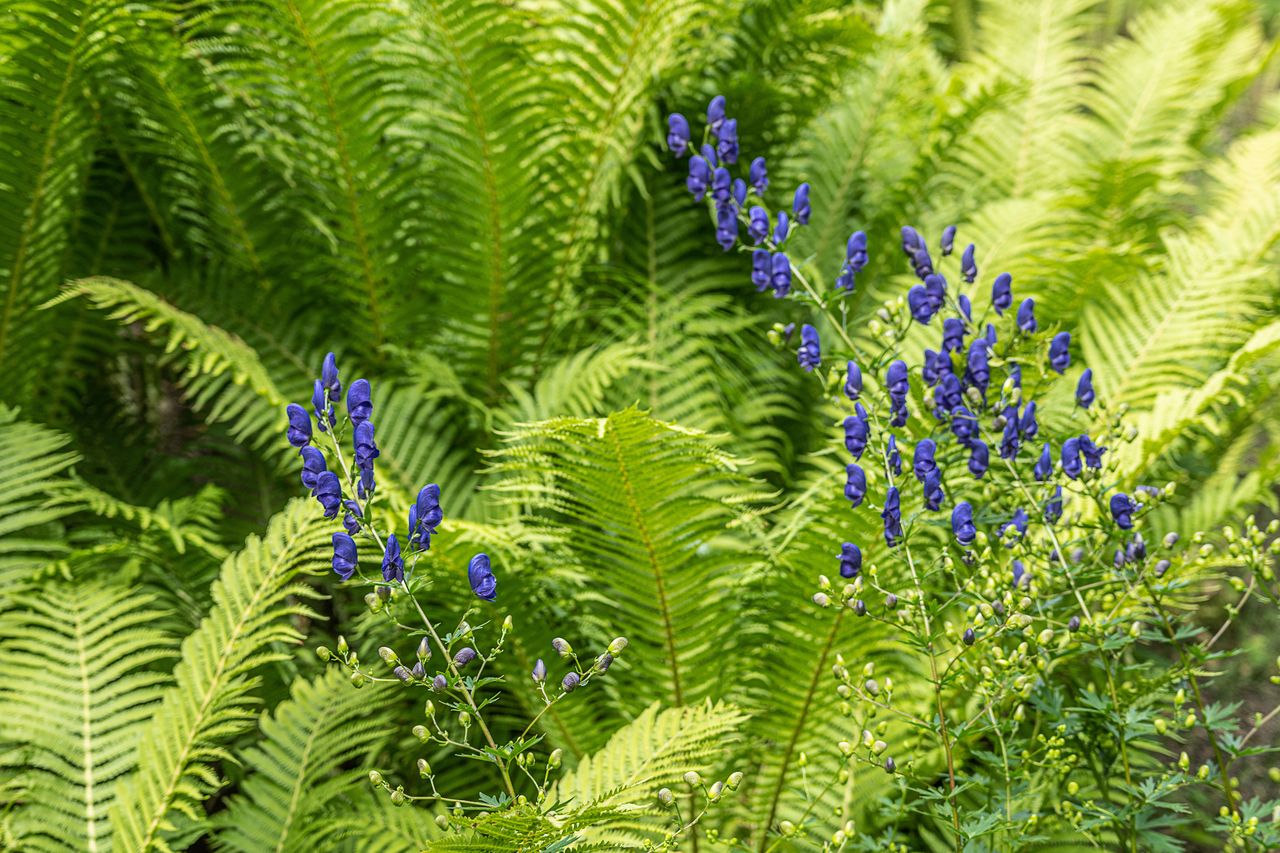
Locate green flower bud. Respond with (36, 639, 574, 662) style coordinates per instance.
(435, 815, 449, 830)
(417, 637, 431, 661)
(390, 786, 406, 806)
(350, 671, 366, 688)
(1178, 752, 1190, 771)
(379, 646, 398, 664)
(608, 637, 630, 656)
(503, 615, 513, 631)
(813, 592, 831, 607)
(726, 771, 743, 790)
(657, 787, 674, 807)
(684, 771, 702, 787)
(780, 820, 796, 836)
(549, 748, 563, 769)
(369, 770, 383, 786)
(316, 646, 331, 661)
(364, 592, 382, 613)
(412, 725, 428, 742)
(708, 781, 724, 801)
(337, 636, 349, 656)
(418, 758, 432, 778)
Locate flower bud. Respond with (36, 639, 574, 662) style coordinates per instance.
(417, 758, 432, 777)
(608, 637, 629, 655)
(424, 700, 435, 717)
(885, 593, 898, 609)
(350, 671, 366, 688)
(364, 592, 382, 613)
(379, 646, 398, 664)
(552, 638, 573, 657)
(316, 646, 331, 661)
(726, 771, 743, 790)
(853, 599, 866, 616)
(684, 771, 702, 787)
(390, 786, 406, 806)
(963, 628, 975, 646)
(549, 748, 563, 769)
(708, 781, 725, 801)
(410, 662, 425, 680)
(432, 674, 447, 691)
(813, 592, 831, 607)
(417, 637, 431, 660)
(435, 814, 449, 830)
(780, 821, 796, 836)
(657, 787, 674, 807)
(883, 757, 896, 774)
(1068, 616, 1081, 632)
(562, 672, 580, 692)
(412, 725, 428, 742)
(503, 615, 513, 631)
(872, 740, 887, 755)
(595, 653, 614, 674)
(532, 658, 547, 683)
(369, 770, 383, 786)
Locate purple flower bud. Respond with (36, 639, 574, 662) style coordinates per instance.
(1000, 508, 1029, 544)
(882, 486, 903, 546)
(300, 446, 327, 492)
(911, 245, 934, 279)
(332, 533, 358, 581)
(991, 273, 1012, 315)
(342, 499, 362, 536)
(1020, 401, 1038, 439)
(886, 435, 902, 475)
(912, 439, 937, 482)
(985, 323, 997, 346)
(596, 653, 614, 674)
(1016, 298, 1037, 333)
(381, 534, 404, 583)
(797, 323, 820, 371)
(562, 671, 580, 692)
(1045, 485, 1063, 523)
(958, 294, 972, 321)
(1076, 368, 1095, 408)
(941, 225, 957, 256)
(311, 380, 334, 432)
(701, 143, 715, 163)
(923, 468, 944, 511)
(313, 471, 342, 518)
(961, 244, 977, 284)
(924, 274, 946, 313)
(749, 156, 768, 194)
(532, 659, 547, 683)
(937, 373, 962, 414)
(286, 403, 312, 447)
(1079, 434, 1106, 469)
(411, 661, 426, 680)
(1000, 414, 1020, 460)
(1061, 437, 1082, 479)
(454, 647, 477, 667)
(774, 211, 789, 244)
(751, 249, 771, 291)
(839, 542, 862, 578)
(963, 627, 975, 645)
(1126, 534, 1146, 562)
(1012, 560, 1027, 587)
(1034, 443, 1052, 481)
(968, 439, 989, 478)
(1110, 493, 1138, 529)
(900, 226, 923, 256)
(942, 318, 965, 353)
(845, 361, 862, 400)
(1049, 332, 1070, 373)
(393, 665, 412, 683)
(966, 340, 990, 396)
(845, 463, 866, 508)
(717, 118, 738, 164)
(707, 95, 726, 132)
(952, 501, 976, 545)
(432, 674, 447, 691)
(951, 406, 979, 447)
(748, 206, 769, 244)
(687, 155, 711, 200)
(468, 553, 496, 601)
(844, 414, 869, 460)
(732, 178, 746, 207)
(321, 352, 342, 400)
(666, 113, 691, 157)
(711, 167, 732, 205)
(835, 267, 855, 291)
(353, 420, 380, 472)
(347, 379, 373, 427)
(715, 204, 737, 251)
(792, 183, 810, 225)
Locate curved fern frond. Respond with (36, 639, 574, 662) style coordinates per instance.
(0, 409, 80, 587)
(108, 499, 330, 852)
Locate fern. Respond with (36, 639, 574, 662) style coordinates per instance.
(0, 409, 80, 588)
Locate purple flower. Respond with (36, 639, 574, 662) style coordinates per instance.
(839, 542, 862, 578)
(409, 484, 443, 548)
(1061, 437, 1082, 479)
(886, 360, 909, 396)
(793, 183, 810, 225)
(562, 671, 580, 692)
(1008, 363, 1022, 390)
(958, 294, 972, 321)
(314, 471, 342, 518)
(332, 533, 358, 581)
(342, 499, 362, 536)
(952, 501, 976, 545)
(1034, 442, 1052, 481)
(667, 113, 691, 156)
(749, 157, 768, 194)
(923, 468, 944, 511)
(358, 467, 374, 500)
(908, 286, 933, 324)
(381, 533, 404, 583)
(300, 446, 327, 492)
(771, 253, 791, 297)
(992, 273, 1012, 315)
(1000, 414, 1021, 459)
(715, 205, 737, 251)
(711, 168, 732, 205)
(347, 379, 373, 426)
(751, 249, 771, 291)
(701, 143, 716, 163)
(901, 226, 923, 256)
(845, 361, 862, 400)
(707, 95, 726, 132)
(1110, 493, 1138, 529)
(468, 553, 497, 601)
(1016, 298, 1037, 333)
(532, 659, 547, 683)
(1020, 401, 1038, 439)
(1045, 485, 1063, 523)
(951, 405, 979, 446)
(886, 435, 902, 475)
(774, 211, 789, 244)
(1049, 332, 1071, 373)
(286, 403, 312, 447)
(732, 178, 746, 207)
(455, 647, 477, 667)
(966, 340, 990, 396)
(942, 318, 965, 353)
(961, 244, 977, 284)
(1079, 434, 1107, 469)
(845, 463, 866, 507)
(835, 267, 855, 291)
(844, 414, 869, 460)
(882, 486, 903, 546)
(321, 352, 342, 401)
(1000, 508, 1028, 543)
(717, 118, 738, 164)
(353, 420, 380, 471)
(912, 438, 937, 482)
(1076, 368, 1095, 408)
(1012, 560, 1027, 587)
(748, 207, 769, 244)
(847, 231, 868, 271)
(889, 397, 908, 428)
(968, 439, 989, 478)
(941, 225, 956, 256)
(911, 245, 934, 279)
(312, 380, 334, 432)
(797, 324, 820, 371)
(687, 155, 711, 200)
(924, 274, 946, 313)
(922, 349, 942, 386)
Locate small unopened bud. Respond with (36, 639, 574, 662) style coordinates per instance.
(424, 700, 435, 717)
(872, 739, 887, 755)
(608, 637, 629, 655)
(364, 592, 382, 613)
(549, 748, 563, 769)
(458, 710, 471, 726)
(1155, 559, 1170, 577)
(780, 820, 796, 836)
(684, 770, 702, 787)
(552, 637, 573, 657)
(350, 671, 366, 688)
(813, 592, 831, 607)
(377, 585, 392, 601)
(864, 679, 880, 696)
(316, 646, 331, 661)
(393, 665, 411, 683)
(411, 662, 425, 680)
(435, 814, 449, 830)
(963, 628, 975, 646)
(657, 787, 674, 807)
(369, 770, 383, 786)
(337, 635, 349, 656)
(390, 786, 406, 806)
(708, 781, 724, 801)
(562, 672, 580, 692)
(885, 593, 898, 609)
(1068, 616, 1081, 632)
(595, 653, 613, 674)
(502, 614, 513, 631)
(412, 724, 428, 742)
(454, 647, 477, 667)
(432, 674, 447, 692)
(853, 599, 866, 616)
(532, 658, 547, 683)
(726, 771, 743, 790)
(417, 637, 431, 660)
(379, 646, 398, 664)
(1178, 752, 1190, 770)
(417, 758, 432, 777)
(883, 757, 896, 773)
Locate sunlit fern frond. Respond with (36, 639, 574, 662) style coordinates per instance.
(0, 581, 178, 852)
(108, 499, 330, 852)
(0, 410, 80, 588)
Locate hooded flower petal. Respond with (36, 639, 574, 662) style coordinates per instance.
(749, 156, 768, 194)
(666, 113, 691, 156)
(1016, 298, 1037, 333)
(347, 379, 373, 426)
(1076, 368, 1095, 408)
(687, 155, 711, 200)
(286, 403, 312, 447)
(991, 273, 1012, 315)
(797, 323, 820, 370)
(792, 183, 810, 225)
(314, 471, 342, 518)
(839, 542, 862, 578)
(1049, 331, 1071, 373)
(940, 225, 956, 256)
(468, 553, 497, 601)
(882, 486, 903, 546)
(845, 463, 866, 508)
(952, 501, 976, 545)
(845, 361, 862, 400)
(332, 533, 358, 581)
(717, 118, 739, 164)
(961, 244, 977, 283)
(381, 533, 405, 583)
(752, 249, 771, 291)
(770, 252, 791, 297)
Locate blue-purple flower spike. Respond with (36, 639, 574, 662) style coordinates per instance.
(797, 324, 820, 371)
(468, 553, 497, 601)
(286, 403, 312, 447)
(793, 183, 811, 225)
(666, 113, 691, 157)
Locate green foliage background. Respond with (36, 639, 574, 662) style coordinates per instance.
(2, 0, 1279, 849)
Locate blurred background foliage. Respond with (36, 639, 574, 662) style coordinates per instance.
(2, 0, 1279, 849)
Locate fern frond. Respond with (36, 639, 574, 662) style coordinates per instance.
(0, 409, 80, 587)
(108, 499, 330, 852)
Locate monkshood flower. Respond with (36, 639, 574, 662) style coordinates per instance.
(1034, 443, 1052, 481)
(732, 179, 746, 207)
(951, 405, 979, 446)
(966, 340, 990, 396)
(1061, 437, 1082, 479)
(847, 232, 869, 272)
(952, 501, 976, 545)
(468, 553, 497, 601)
(314, 471, 342, 518)
(748, 207, 769, 244)
(774, 211, 790, 244)
(793, 183, 811, 225)
(752, 250, 771, 291)
(409, 484, 443, 548)
(382, 533, 405, 583)
(342, 499, 363, 536)
(925, 274, 946, 313)
(845, 361, 862, 400)
(937, 373, 963, 413)
(839, 542, 862, 578)
(1050, 332, 1071, 373)
(347, 379, 373, 427)
(312, 381, 334, 432)
(666, 113, 690, 157)
(332, 532, 358, 581)
(1000, 508, 1029, 543)
(969, 439, 989, 478)
(1011, 560, 1027, 588)
(300, 446, 327, 491)
(1020, 401, 1038, 439)
(911, 243, 934, 280)
(912, 438, 937, 482)
(531, 659, 547, 683)
(922, 349, 943, 385)
(923, 468, 944, 511)
(749, 156, 768, 194)
(1110, 493, 1138, 529)
(882, 486, 903, 546)
(687, 155, 710, 200)
(908, 286, 934, 324)
(835, 267, 854, 291)
(992, 273, 1012, 315)
(844, 413, 869, 460)
(772, 254, 792, 297)
(1077, 368, 1095, 408)
(900, 225, 923, 257)
(358, 467, 375, 500)
(286, 403, 312, 447)
(1017, 298, 1037, 333)
(887, 360, 909, 397)
(322, 352, 342, 400)
(797, 323, 820, 370)
(1126, 534, 1146, 562)
(716, 205, 737, 251)
(845, 463, 866, 508)
(886, 435, 902, 475)
(455, 647, 478, 667)
(354, 420, 380, 471)
(958, 294, 972, 320)
(1045, 485, 1063, 523)
(711, 167, 732, 204)
(707, 95, 726, 132)
(961, 243, 977, 283)
(717, 118, 739, 164)
(941, 225, 956, 256)
(942, 318, 965, 353)
(1000, 415, 1021, 460)
(562, 672, 581, 692)
(701, 143, 715, 164)
(1079, 434, 1106, 469)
